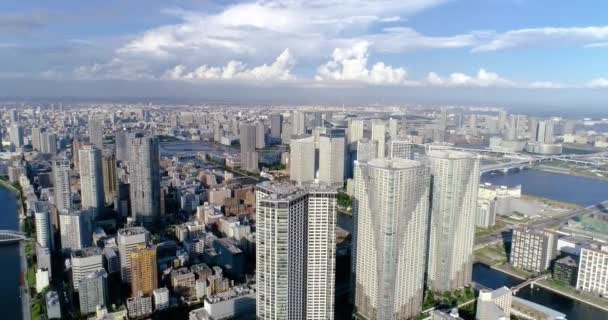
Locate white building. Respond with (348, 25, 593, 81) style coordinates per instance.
(348, 119, 365, 144)
(371, 121, 386, 159)
(255, 182, 337, 320)
(476, 198, 497, 229)
(510, 227, 557, 274)
(79, 145, 105, 213)
(52, 158, 72, 214)
(129, 134, 161, 228)
(291, 111, 306, 135)
(576, 243, 608, 296)
(71, 247, 103, 291)
(153, 287, 170, 311)
(78, 269, 109, 315)
(389, 140, 413, 160)
(476, 287, 512, 320)
(289, 136, 316, 185)
(353, 158, 430, 319)
(427, 150, 480, 292)
(36, 268, 50, 293)
(59, 209, 92, 251)
(318, 134, 345, 187)
(117, 227, 150, 283)
(34, 203, 53, 249)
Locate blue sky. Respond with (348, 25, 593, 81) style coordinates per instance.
(1, 0, 608, 104)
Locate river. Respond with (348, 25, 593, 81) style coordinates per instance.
(481, 169, 608, 206)
(0, 185, 23, 319)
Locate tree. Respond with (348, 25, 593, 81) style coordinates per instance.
(337, 192, 352, 208)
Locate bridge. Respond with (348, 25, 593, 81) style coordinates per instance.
(511, 274, 550, 293)
(0, 230, 26, 243)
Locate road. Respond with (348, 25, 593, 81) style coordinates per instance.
(475, 200, 608, 248)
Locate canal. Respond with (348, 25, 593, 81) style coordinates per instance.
(0, 185, 23, 319)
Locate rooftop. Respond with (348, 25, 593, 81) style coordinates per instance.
(71, 246, 102, 258)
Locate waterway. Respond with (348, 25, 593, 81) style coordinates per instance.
(481, 169, 608, 206)
(0, 185, 23, 319)
(473, 264, 605, 320)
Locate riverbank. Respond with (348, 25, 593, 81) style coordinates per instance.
(485, 263, 608, 313)
(533, 163, 608, 182)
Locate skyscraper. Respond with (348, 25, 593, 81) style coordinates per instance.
(71, 247, 103, 291)
(255, 121, 266, 149)
(102, 151, 118, 205)
(355, 139, 378, 162)
(10, 124, 24, 147)
(389, 140, 413, 160)
(270, 114, 283, 141)
(427, 150, 480, 292)
(79, 145, 105, 213)
(41, 132, 58, 154)
(353, 158, 430, 319)
(59, 209, 92, 251)
(348, 119, 365, 144)
(239, 123, 259, 173)
(535, 120, 555, 144)
(389, 117, 400, 139)
(53, 158, 72, 213)
(34, 201, 53, 249)
(130, 245, 158, 297)
(78, 269, 109, 315)
(31, 127, 43, 151)
(318, 134, 345, 186)
(129, 134, 161, 228)
(289, 136, 316, 185)
(371, 121, 386, 159)
(118, 227, 150, 283)
(89, 114, 104, 149)
(115, 130, 128, 162)
(292, 111, 306, 136)
(256, 182, 337, 319)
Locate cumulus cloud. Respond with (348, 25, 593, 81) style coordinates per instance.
(315, 41, 408, 85)
(472, 26, 608, 52)
(424, 69, 513, 87)
(164, 49, 295, 82)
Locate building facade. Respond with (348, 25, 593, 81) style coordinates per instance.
(129, 134, 161, 228)
(510, 227, 557, 274)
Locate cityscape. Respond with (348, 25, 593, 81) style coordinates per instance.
(1, 1, 608, 320)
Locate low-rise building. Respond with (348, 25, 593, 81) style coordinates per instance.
(553, 256, 578, 286)
(476, 286, 512, 320)
(510, 227, 557, 274)
(126, 293, 153, 319)
(577, 243, 608, 296)
(153, 287, 170, 311)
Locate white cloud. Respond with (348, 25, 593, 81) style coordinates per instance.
(588, 78, 608, 89)
(165, 48, 295, 82)
(472, 26, 608, 52)
(424, 69, 513, 87)
(73, 58, 154, 80)
(585, 42, 608, 48)
(528, 81, 565, 89)
(315, 41, 408, 85)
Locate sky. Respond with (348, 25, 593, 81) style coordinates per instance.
(1, 0, 608, 109)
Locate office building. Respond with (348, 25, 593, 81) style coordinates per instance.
(256, 182, 337, 320)
(118, 227, 150, 283)
(129, 134, 161, 228)
(115, 130, 128, 162)
(510, 227, 557, 274)
(427, 151, 480, 292)
(270, 114, 283, 141)
(476, 198, 497, 229)
(31, 127, 43, 151)
(130, 245, 158, 297)
(577, 243, 608, 296)
(355, 139, 378, 162)
(102, 151, 118, 205)
(46, 291, 62, 319)
(59, 210, 92, 251)
(89, 114, 104, 149)
(289, 136, 316, 185)
(34, 202, 53, 249)
(389, 117, 400, 139)
(353, 159, 430, 319)
(292, 111, 306, 135)
(256, 121, 266, 149)
(79, 269, 109, 315)
(239, 123, 259, 173)
(71, 247, 103, 291)
(476, 287, 512, 320)
(371, 121, 386, 159)
(79, 145, 105, 212)
(318, 134, 345, 186)
(10, 124, 24, 147)
(53, 158, 72, 213)
(348, 119, 364, 144)
(389, 140, 413, 160)
(41, 132, 58, 154)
